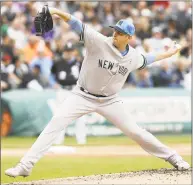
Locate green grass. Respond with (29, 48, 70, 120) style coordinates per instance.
(1, 135, 191, 184)
(1, 155, 191, 184)
(1, 135, 191, 148)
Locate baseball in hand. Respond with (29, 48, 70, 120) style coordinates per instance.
(174, 41, 182, 50)
(168, 41, 182, 55)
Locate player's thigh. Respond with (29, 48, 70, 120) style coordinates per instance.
(46, 94, 95, 131)
(97, 100, 139, 131)
(54, 93, 94, 118)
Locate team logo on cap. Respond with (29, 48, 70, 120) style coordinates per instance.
(118, 21, 123, 25)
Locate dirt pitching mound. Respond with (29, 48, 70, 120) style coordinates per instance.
(11, 168, 192, 185)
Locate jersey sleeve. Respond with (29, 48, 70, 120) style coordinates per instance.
(67, 15, 83, 35)
(80, 24, 106, 50)
(136, 53, 147, 70)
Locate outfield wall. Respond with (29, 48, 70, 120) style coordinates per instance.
(1, 88, 191, 136)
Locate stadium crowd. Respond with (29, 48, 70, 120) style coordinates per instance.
(1, 1, 192, 92)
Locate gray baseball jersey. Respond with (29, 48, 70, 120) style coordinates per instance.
(77, 25, 146, 96)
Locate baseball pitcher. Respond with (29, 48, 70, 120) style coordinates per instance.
(5, 6, 190, 178)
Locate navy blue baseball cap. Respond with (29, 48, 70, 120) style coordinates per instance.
(110, 19, 135, 36)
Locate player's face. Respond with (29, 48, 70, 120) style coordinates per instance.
(113, 30, 131, 46)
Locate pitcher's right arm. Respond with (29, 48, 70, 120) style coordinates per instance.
(49, 7, 106, 51)
(49, 7, 83, 36)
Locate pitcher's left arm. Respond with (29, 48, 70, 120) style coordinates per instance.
(137, 42, 182, 70)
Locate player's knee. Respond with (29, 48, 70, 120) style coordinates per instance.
(128, 131, 139, 139)
(128, 128, 145, 139)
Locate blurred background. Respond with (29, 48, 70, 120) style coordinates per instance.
(1, 1, 192, 138)
(1, 1, 192, 184)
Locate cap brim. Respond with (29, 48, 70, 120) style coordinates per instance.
(109, 25, 128, 35)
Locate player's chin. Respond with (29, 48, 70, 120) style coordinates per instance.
(113, 39, 117, 46)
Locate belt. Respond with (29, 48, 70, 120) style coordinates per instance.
(80, 87, 107, 98)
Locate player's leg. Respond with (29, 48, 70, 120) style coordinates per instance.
(5, 93, 94, 177)
(53, 129, 66, 145)
(75, 115, 87, 144)
(53, 89, 72, 144)
(97, 99, 190, 170)
(47, 98, 67, 145)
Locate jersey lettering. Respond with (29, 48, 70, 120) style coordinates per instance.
(98, 59, 128, 76)
(118, 66, 128, 76)
(98, 59, 114, 70)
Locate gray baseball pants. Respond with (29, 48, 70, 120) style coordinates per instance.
(20, 87, 177, 169)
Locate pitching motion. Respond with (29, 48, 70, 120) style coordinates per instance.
(5, 5, 190, 178)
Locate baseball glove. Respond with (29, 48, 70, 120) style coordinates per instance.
(34, 5, 53, 36)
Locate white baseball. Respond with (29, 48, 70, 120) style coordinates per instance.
(174, 42, 182, 50)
